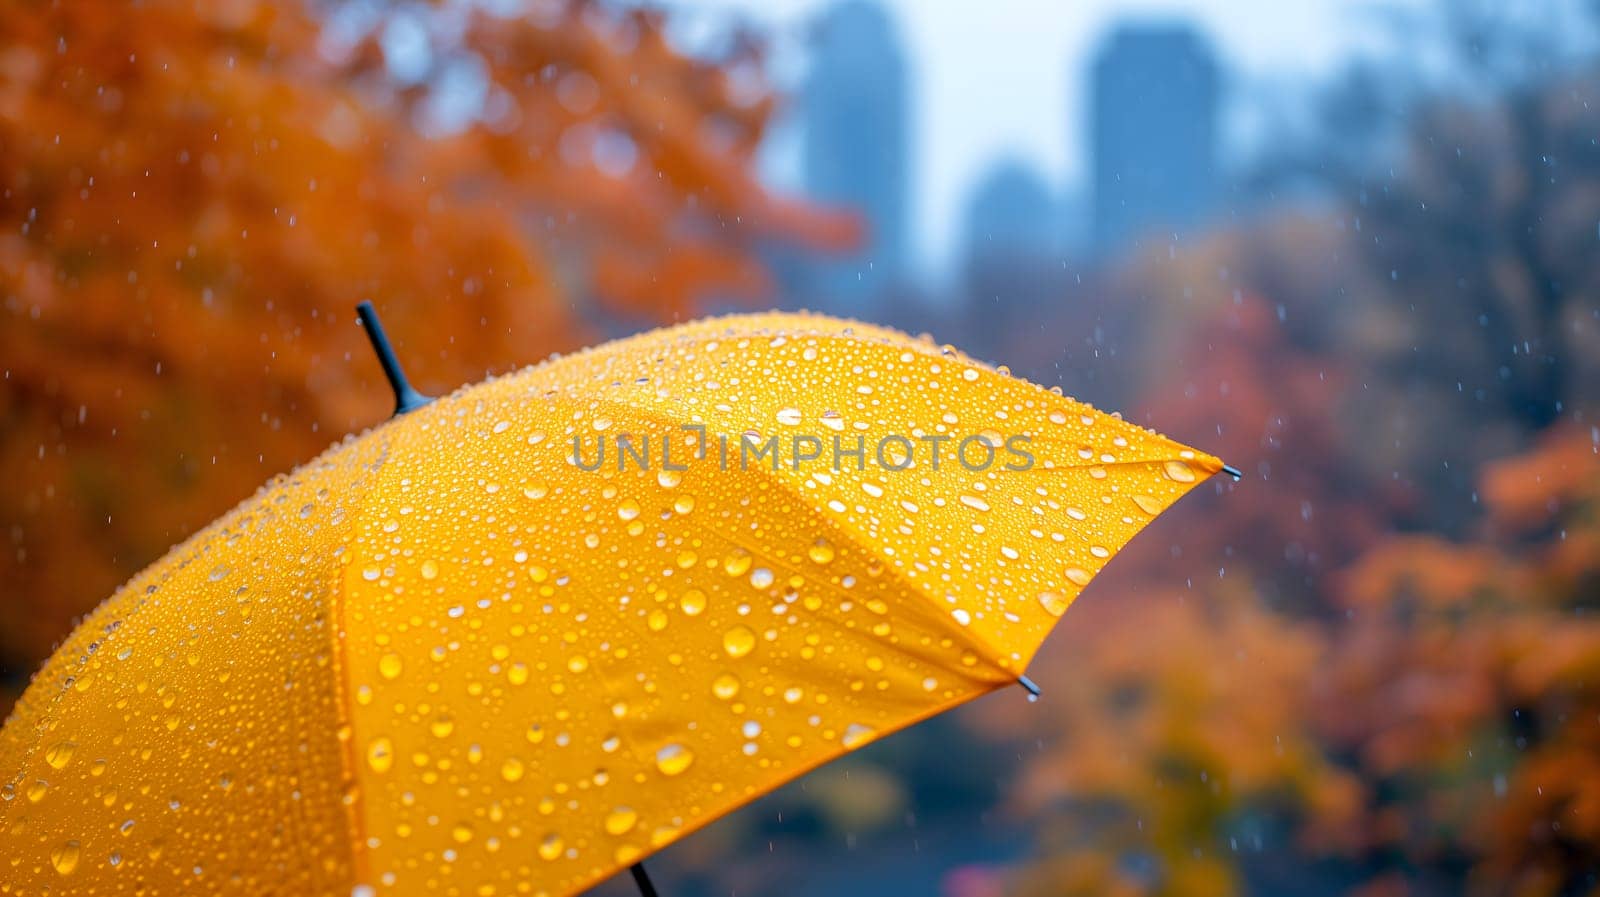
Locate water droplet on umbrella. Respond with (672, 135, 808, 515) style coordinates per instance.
(378, 653, 403, 680)
(604, 806, 638, 835)
(366, 737, 394, 773)
(842, 723, 875, 747)
(50, 841, 80, 875)
(1132, 494, 1162, 515)
(44, 741, 75, 769)
(712, 673, 740, 699)
(655, 743, 694, 776)
(723, 626, 756, 658)
(538, 833, 564, 860)
(723, 550, 752, 577)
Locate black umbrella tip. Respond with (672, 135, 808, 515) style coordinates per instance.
(355, 302, 433, 417)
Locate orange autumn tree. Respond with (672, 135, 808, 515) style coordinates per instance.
(986, 275, 1598, 896)
(0, 0, 850, 686)
(974, 289, 1372, 897)
(1316, 428, 1600, 897)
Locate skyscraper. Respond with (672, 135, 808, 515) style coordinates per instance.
(959, 159, 1063, 358)
(963, 159, 1057, 266)
(801, 1, 910, 313)
(1089, 23, 1220, 251)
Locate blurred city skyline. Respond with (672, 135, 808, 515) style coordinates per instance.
(666, 0, 1417, 283)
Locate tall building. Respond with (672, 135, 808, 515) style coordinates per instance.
(962, 159, 1057, 266)
(801, 1, 910, 314)
(1089, 23, 1220, 251)
(959, 160, 1063, 358)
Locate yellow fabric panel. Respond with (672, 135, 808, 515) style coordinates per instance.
(0, 312, 1220, 896)
(0, 432, 394, 894)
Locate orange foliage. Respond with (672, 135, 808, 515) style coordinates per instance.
(1131, 295, 1398, 597)
(983, 583, 1354, 897)
(996, 278, 1599, 896)
(0, 0, 846, 680)
(1319, 428, 1600, 895)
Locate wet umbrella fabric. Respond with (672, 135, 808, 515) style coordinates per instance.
(0, 311, 1226, 895)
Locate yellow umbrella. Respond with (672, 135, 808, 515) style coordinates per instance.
(0, 307, 1231, 896)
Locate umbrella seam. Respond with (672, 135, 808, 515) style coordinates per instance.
(484, 311, 1202, 459)
(482, 319, 1217, 679)
(325, 434, 396, 887)
(564, 390, 1024, 681)
(555, 674, 1012, 897)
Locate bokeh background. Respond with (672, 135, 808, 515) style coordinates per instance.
(3, 1, 1599, 895)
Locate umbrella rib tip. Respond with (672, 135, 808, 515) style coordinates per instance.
(1018, 675, 1041, 698)
(1220, 463, 1243, 481)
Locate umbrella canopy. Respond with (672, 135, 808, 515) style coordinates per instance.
(0, 312, 1225, 895)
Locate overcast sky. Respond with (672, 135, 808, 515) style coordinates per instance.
(664, 0, 1405, 278)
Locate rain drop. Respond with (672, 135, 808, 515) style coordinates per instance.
(605, 806, 639, 836)
(655, 743, 694, 776)
(712, 673, 740, 700)
(50, 841, 80, 875)
(366, 737, 394, 773)
(378, 653, 403, 680)
(538, 833, 564, 861)
(723, 626, 756, 658)
(1131, 494, 1162, 515)
(501, 757, 525, 782)
(842, 723, 876, 747)
(45, 741, 75, 770)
